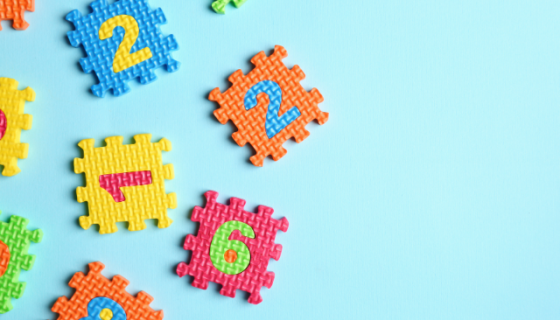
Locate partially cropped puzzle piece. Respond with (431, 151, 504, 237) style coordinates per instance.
(177, 191, 289, 304)
(74, 134, 176, 234)
(209, 45, 329, 166)
(66, 0, 180, 97)
(52, 262, 164, 320)
(0, 0, 34, 30)
(212, 0, 247, 14)
(0, 211, 43, 314)
(0, 77, 35, 177)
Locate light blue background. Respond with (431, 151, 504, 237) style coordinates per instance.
(1, 0, 559, 319)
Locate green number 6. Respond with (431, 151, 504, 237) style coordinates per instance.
(210, 220, 255, 275)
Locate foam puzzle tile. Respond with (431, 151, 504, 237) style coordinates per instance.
(0, 0, 34, 30)
(209, 45, 329, 166)
(74, 134, 176, 234)
(0, 77, 35, 177)
(0, 211, 43, 314)
(212, 0, 247, 14)
(52, 262, 164, 320)
(176, 191, 289, 304)
(66, 0, 180, 97)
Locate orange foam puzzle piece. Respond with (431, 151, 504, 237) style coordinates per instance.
(209, 45, 329, 166)
(52, 262, 164, 320)
(0, 0, 34, 30)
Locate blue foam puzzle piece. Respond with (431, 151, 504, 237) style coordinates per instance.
(66, 0, 180, 97)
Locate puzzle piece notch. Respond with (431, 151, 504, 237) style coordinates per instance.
(0, 77, 35, 176)
(0, 0, 35, 30)
(74, 134, 176, 234)
(0, 212, 43, 314)
(212, 0, 247, 14)
(66, 0, 180, 97)
(209, 45, 329, 166)
(52, 262, 164, 320)
(177, 191, 288, 304)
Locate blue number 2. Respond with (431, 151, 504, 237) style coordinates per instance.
(244, 80, 301, 139)
(80, 297, 127, 320)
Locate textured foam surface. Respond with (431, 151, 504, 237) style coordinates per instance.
(0, 0, 34, 30)
(66, 0, 180, 97)
(74, 134, 176, 234)
(52, 262, 164, 320)
(0, 211, 42, 314)
(0, 77, 35, 177)
(99, 170, 153, 203)
(209, 45, 328, 166)
(177, 191, 289, 304)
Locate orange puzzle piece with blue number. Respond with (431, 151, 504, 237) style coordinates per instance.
(209, 45, 329, 166)
(52, 262, 163, 320)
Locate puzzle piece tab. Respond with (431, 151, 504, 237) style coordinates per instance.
(0, 211, 43, 314)
(0, 77, 35, 177)
(74, 134, 176, 234)
(177, 191, 289, 304)
(0, 0, 34, 30)
(52, 262, 164, 320)
(209, 45, 329, 166)
(212, 0, 247, 14)
(66, 0, 180, 97)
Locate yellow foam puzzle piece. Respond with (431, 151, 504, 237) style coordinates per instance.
(0, 78, 35, 177)
(74, 134, 177, 234)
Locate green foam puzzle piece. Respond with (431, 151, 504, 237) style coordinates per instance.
(212, 0, 248, 14)
(0, 211, 43, 314)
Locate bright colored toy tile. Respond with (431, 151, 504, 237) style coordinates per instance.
(212, 0, 247, 14)
(52, 262, 164, 320)
(0, 77, 35, 177)
(0, 0, 34, 30)
(74, 134, 176, 234)
(209, 45, 329, 166)
(176, 191, 289, 304)
(0, 211, 43, 314)
(66, 0, 180, 97)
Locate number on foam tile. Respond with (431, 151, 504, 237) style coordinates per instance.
(0, 240, 10, 278)
(81, 297, 126, 320)
(0, 109, 6, 141)
(210, 220, 255, 275)
(244, 80, 302, 139)
(99, 171, 152, 203)
(99, 15, 153, 73)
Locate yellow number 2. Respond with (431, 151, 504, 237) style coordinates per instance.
(99, 15, 153, 74)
